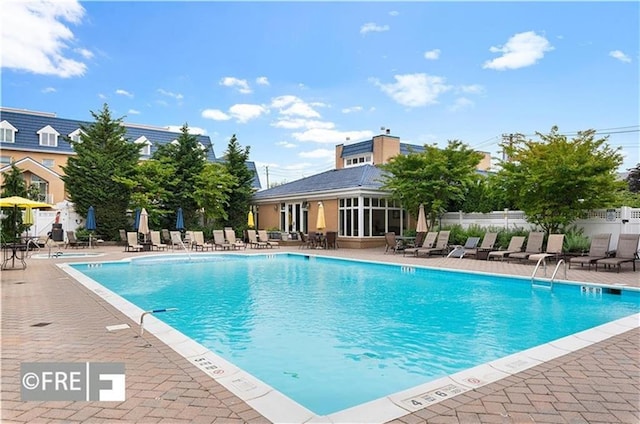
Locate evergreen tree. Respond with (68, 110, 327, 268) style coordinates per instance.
(152, 124, 207, 229)
(1, 164, 28, 242)
(61, 104, 140, 240)
(221, 134, 254, 231)
(626, 163, 640, 193)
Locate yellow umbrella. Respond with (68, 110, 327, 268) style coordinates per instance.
(0, 196, 52, 209)
(23, 207, 34, 226)
(247, 210, 255, 228)
(316, 202, 326, 232)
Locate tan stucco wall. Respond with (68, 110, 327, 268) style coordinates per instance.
(335, 144, 344, 169)
(0, 152, 70, 204)
(372, 135, 400, 165)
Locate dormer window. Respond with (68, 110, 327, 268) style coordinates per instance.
(37, 125, 59, 147)
(0, 120, 17, 143)
(68, 128, 84, 143)
(344, 154, 372, 167)
(134, 136, 151, 156)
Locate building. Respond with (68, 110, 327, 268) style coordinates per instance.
(252, 131, 491, 248)
(0, 107, 261, 205)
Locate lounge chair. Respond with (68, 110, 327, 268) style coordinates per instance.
(464, 232, 497, 259)
(568, 233, 612, 270)
(192, 231, 213, 251)
(447, 237, 480, 259)
(487, 236, 526, 261)
(212, 230, 233, 250)
(528, 234, 565, 264)
(149, 230, 167, 250)
(126, 232, 143, 252)
(506, 232, 544, 261)
(170, 231, 185, 250)
(119, 229, 127, 246)
(415, 231, 450, 257)
(384, 232, 401, 254)
(404, 232, 438, 256)
(161, 229, 172, 244)
(224, 228, 246, 250)
(65, 231, 88, 249)
(258, 230, 280, 248)
(595, 233, 640, 273)
(325, 231, 338, 249)
(247, 230, 269, 249)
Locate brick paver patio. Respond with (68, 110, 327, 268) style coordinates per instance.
(2, 244, 638, 423)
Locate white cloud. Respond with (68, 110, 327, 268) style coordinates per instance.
(220, 76, 252, 94)
(271, 95, 300, 108)
(128, 109, 140, 115)
(276, 141, 297, 148)
(448, 97, 474, 112)
(201, 109, 231, 121)
(371, 73, 452, 107)
(229, 103, 268, 123)
(272, 119, 334, 130)
(299, 148, 334, 159)
(166, 125, 207, 135)
(483, 31, 553, 70)
(1, 0, 87, 78)
(271, 95, 321, 118)
(157, 88, 184, 100)
(116, 89, 133, 97)
(342, 106, 363, 114)
(256, 76, 270, 85)
(292, 128, 374, 144)
(98, 93, 107, 99)
(360, 22, 390, 34)
(42, 87, 56, 93)
(74, 47, 93, 59)
(609, 50, 631, 63)
(458, 84, 485, 94)
(389, 11, 399, 16)
(424, 49, 441, 60)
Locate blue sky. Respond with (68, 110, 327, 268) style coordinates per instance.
(2, 1, 638, 187)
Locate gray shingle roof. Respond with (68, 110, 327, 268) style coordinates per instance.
(253, 165, 388, 199)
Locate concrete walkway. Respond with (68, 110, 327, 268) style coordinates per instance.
(2, 244, 638, 423)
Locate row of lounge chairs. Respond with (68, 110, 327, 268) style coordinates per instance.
(387, 230, 639, 273)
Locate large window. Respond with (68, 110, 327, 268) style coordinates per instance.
(340, 196, 405, 237)
(30, 175, 49, 202)
(0, 120, 17, 143)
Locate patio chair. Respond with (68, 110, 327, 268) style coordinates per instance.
(505, 232, 545, 261)
(404, 232, 438, 256)
(212, 230, 233, 250)
(119, 229, 127, 246)
(161, 229, 172, 244)
(384, 232, 401, 254)
(246, 230, 268, 248)
(487, 236, 526, 261)
(595, 233, 640, 273)
(169, 231, 185, 250)
(325, 231, 338, 249)
(415, 230, 450, 257)
(126, 232, 143, 252)
(528, 234, 565, 264)
(568, 233, 612, 270)
(464, 232, 497, 259)
(149, 230, 167, 250)
(192, 231, 213, 251)
(224, 228, 246, 250)
(258, 230, 280, 248)
(447, 237, 480, 259)
(65, 231, 88, 249)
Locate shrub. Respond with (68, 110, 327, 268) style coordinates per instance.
(563, 225, 591, 253)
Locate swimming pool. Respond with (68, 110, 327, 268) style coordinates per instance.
(64, 253, 639, 422)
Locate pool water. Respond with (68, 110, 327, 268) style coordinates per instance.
(71, 254, 639, 415)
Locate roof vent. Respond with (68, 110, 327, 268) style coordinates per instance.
(386, 128, 391, 135)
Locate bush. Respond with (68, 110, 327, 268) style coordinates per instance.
(563, 225, 591, 253)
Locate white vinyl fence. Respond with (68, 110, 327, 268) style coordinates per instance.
(440, 206, 640, 250)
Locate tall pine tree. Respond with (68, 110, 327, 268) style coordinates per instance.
(222, 135, 254, 231)
(61, 104, 140, 240)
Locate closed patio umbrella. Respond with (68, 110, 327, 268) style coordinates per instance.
(316, 202, 326, 233)
(86, 206, 97, 247)
(175, 207, 185, 230)
(247, 210, 255, 229)
(138, 208, 150, 242)
(416, 204, 428, 233)
(133, 207, 141, 231)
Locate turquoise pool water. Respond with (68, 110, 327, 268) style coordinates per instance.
(71, 254, 639, 415)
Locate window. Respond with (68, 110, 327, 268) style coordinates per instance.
(68, 128, 84, 143)
(1, 156, 12, 165)
(30, 175, 49, 202)
(37, 125, 59, 147)
(338, 197, 359, 237)
(134, 136, 151, 156)
(42, 159, 55, 168)
(343, 154, 372, 168)
(0, 120, 17, 143)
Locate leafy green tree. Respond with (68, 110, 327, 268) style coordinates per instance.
(61, 104, 141, 240)
(380, 140, 483, 230)
(194, 162, 236, 227)
(221, 134, 254, 231)
(153, 124, 208, 229)
(496, 126, 624, 234)
(1, 163, 29, 241)
(626, 163, 640, 192)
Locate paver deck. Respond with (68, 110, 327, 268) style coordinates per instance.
(2, 244, 638, 423)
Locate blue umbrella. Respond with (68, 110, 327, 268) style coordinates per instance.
(86, 206, 97, 231)
(176, 207, 185, 230)
(133, 208, 141, 231)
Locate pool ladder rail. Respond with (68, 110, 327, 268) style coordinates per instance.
(531, 258, 566, 290)
(139, 308, 178, 336)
